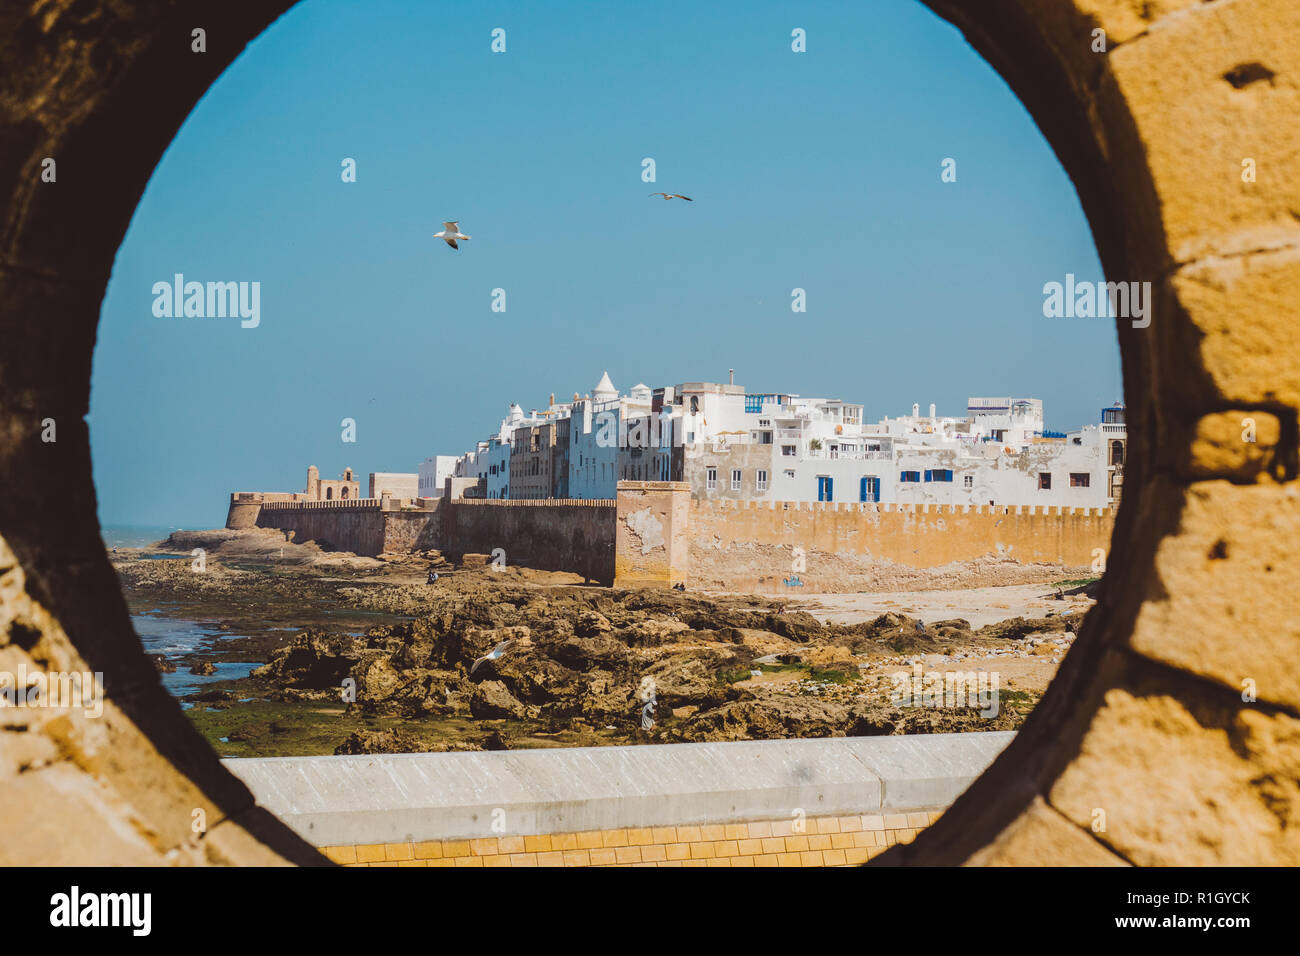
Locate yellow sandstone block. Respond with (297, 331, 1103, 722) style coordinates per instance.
(614, 846, 642, 864)
(413, 841, 443, 860)
(322, 846, 356, 865)
(384, 843, 413, 861)
(355, 844, 385, 864)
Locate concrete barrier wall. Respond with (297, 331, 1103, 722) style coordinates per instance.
(224, 732, 1012, 866)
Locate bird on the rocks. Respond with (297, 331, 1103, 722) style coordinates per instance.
(470, 639, 512, 674)
(649, 192, 692, 201)
(434, 221, 471, 249)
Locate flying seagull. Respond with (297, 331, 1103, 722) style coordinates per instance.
(434, 221, 471, 249)
(469, 639, 512, 674)
(649, 192, 692, 201)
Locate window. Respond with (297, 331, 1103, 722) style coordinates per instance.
(859, 476, 880, 502)
(731, 469, 742, 490)
(900, 471, 920, 482)
(757, 470, 769, 492)
(925, 469, 953, 482)
(1038, 473, 1052, 490)
(759, 431, 773, 444)
(782, 445, 796, 457)
(963, 475, 973, 488)
(784, 469, 796, 479)
(706, 467, 717, 490)
(817, 476, 833, 502)
(1070, 472, 1091, 487)
(758, 419, 771, 427)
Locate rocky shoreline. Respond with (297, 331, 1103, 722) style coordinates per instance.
(111, 529, 1091, 757)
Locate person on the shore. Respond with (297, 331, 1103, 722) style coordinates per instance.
(427, 569, 438, 584)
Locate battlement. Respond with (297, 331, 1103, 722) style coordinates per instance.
(691, 499, 1116, 518)
(452, 498, 616, 508)
(226, 483, 1113, 590)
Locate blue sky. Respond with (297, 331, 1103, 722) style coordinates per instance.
(91, 0, 1119, 528)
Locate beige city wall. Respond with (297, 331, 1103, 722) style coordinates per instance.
(614, 481, 691, 587)
(687, 500, 1115, 591)
(429, 498, 616, 583)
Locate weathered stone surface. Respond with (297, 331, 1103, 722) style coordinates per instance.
(1181, 410, 1282, 481)
(1049, 688, 1300, 865)
(1130, 482, 1300, 710)
(964, 796, 1129, 867)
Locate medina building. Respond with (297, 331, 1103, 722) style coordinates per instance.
(434, 370, 1123, 511)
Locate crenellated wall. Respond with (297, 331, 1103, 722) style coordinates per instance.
(232, 488, 1112, 590)
(433, 498, 616, 583)
(687, 499, 1115, 591)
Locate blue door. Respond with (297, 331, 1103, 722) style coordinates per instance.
(817, 476, 833, 501)
(860, 476, 880, 502)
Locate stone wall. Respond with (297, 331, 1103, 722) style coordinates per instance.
(239, 487, 1113, 590)
(614, 481, 691, 587)
(257, 501, 389, 556)
(688, 499, 1115, 592)
(432, 498, 616, 583)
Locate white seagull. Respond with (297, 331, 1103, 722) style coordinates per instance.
(469, 639, 512, 674)
(434, 221, 471, 250)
